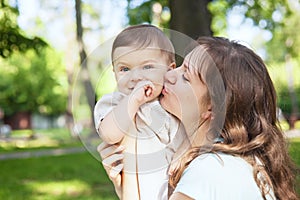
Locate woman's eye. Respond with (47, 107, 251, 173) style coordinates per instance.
(167, 66, 175, 71)
(182, 74, 189, 81)
(143, 65, 153, 70)
(120, 67, 130, 72)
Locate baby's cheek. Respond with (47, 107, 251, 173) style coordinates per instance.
(117, 80, 129, 95)
(153, 74, 165, 85)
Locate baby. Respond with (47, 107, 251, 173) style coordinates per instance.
(94, 24, 184, 200)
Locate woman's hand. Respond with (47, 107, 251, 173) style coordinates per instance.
(97, 141, 125, 198)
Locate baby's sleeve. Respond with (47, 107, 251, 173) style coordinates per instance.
(93, 92, 125, 134)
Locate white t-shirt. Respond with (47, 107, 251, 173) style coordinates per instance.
(174, 153, 276, 200)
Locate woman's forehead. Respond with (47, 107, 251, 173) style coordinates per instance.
(184, 45, 209, 66)
(183, 50, 198, 70)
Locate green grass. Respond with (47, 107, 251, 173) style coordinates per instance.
(0, 147, 298, 200)
(288, 138, 300, 196)
(289, 138, 300, 166)
(0, 152, 118, 200)
(0, 128, 299, 199)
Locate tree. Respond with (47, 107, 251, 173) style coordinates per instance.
(127, 0, 212, 64)
(126, 0, 299, 128)
(169, 0, 212, 39)
(74, 0, 95, 128)
(0, 48, 67, 117)
(126, 0, 291, 38)
(0, 0, 47, 57)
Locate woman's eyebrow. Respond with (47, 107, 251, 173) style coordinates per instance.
(183, 62, 191, 72)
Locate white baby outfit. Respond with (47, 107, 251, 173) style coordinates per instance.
(94, 92, 184, 200)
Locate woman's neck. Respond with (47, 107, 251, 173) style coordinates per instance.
(184, 118, 212, 148)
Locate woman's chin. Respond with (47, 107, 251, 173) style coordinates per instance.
(160, 96, 180, 118)
(159, 95, 169, 111)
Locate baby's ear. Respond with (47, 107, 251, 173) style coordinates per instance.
(169, 62, 176, 70)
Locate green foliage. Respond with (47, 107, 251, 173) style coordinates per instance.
(268, 60, 300, 116)
(266, 12, 300, 62)
(125, 0, 299, 65)
(276, 84, 300, 115)
(0, 48, 68, 116)
(0, 0, 47, 58)
(208, 0, 229, 36)
(127, 0, 170, 27)
(227, 0, 291, 29)
(126, 0, 291, 33)
(127, 1, 152, 24)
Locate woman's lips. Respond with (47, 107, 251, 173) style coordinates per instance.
(162, 86, 168, 95)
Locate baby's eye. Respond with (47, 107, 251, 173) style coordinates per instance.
(143, 65, 154, 70)
(120, 66, 130, 72)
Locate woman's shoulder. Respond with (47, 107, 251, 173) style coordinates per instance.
(188, 153, 249, 169)
(182, 153, 254, 183)
(174, 153, 267, 199)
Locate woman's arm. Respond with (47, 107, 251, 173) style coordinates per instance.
(97, 142, 125, 198)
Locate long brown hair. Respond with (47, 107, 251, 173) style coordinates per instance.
(170, 37, 298, 200)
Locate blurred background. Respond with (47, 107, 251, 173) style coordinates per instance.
(0, 0, 299, 199)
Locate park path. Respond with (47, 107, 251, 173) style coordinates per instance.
(285, 129, 300, 138)
(0, 146, 86, 160)
(0, 129, 299, 161)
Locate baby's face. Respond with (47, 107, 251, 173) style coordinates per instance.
(113, 46, 173, 96)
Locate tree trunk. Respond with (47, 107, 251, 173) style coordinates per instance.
(74, 0, 95, 127)
(5, 111, 31, 130)
(169, 0, 212, 64)
(169, 0, 212, 39)
(63, 1, 77, 137)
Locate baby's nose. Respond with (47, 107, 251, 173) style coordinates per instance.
(130, 69, 143, 81)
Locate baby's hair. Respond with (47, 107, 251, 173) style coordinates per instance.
(111, 24, 175, 64)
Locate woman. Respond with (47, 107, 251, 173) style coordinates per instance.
(98, 36, 298, 200)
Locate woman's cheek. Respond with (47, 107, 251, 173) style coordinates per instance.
(160, 94, 181, 119)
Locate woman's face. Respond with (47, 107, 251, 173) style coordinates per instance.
(160, 51, 210, 129)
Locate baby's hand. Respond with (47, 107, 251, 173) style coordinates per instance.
(130, 80, 155, 105)
(144, 83, 153, 97)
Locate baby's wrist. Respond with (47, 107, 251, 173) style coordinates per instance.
(128, 92, 144, 106)
(127, 95, 142, 113)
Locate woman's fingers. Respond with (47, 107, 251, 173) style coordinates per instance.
(109, 163, 124, 179)
(97, 142, 124, 159)
(102, 153, 124, 168)
(110, 164, 123, 198)
(97, 141, 124, 199)
(98, 141, 124, 177)
(97, 141, 109, 152)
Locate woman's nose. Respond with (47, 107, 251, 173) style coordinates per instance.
(164, 69, 177, 84)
